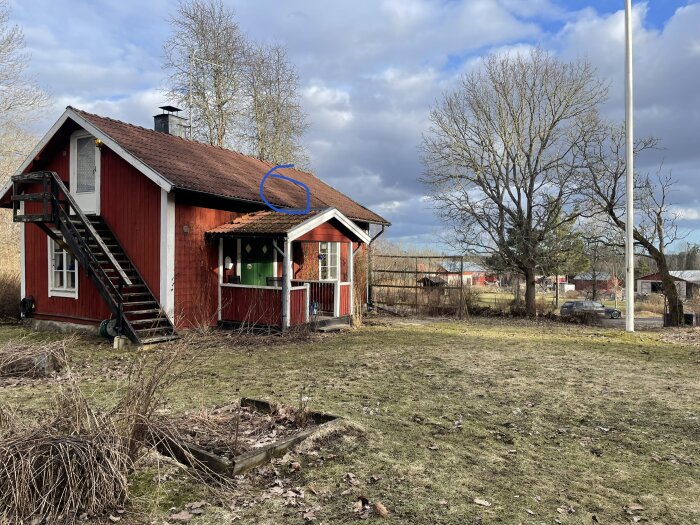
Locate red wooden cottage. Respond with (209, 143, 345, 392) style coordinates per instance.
(0, 107, 388, 344)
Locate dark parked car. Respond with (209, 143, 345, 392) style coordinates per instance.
(560, 300, 621, 319)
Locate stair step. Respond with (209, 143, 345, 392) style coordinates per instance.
(107, 274, 142, 282)
(134, 327, 176, 336)
(139, 335, 180, 345)
(96, 255, 128, 261)
(125, 308, 163, 316)
(123, 300, 158, 307)
(103, 267, 137, 275)
(129, 317, 169, 326)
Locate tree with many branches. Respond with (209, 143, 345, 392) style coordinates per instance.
(421, 48, 607, 316)
(580, 123, 686, 325)
(163, 0, 308, 165)
(0, 0, 49, 267)
(163, 0, 247, 148)
(240, 43, 308, 166)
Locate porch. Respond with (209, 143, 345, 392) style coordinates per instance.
(207, 208, 370, 330)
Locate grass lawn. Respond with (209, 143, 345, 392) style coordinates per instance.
(0, 317, 698, 524)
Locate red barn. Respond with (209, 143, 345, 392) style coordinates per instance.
(0, 107, 388, 344)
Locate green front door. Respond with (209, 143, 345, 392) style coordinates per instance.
(240, 239, 275, 286)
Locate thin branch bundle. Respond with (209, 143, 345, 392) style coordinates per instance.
(0, 433, 130, 524)
(0, 337, 67, 378)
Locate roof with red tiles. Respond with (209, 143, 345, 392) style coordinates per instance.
(72, 108, 388, 225)
(206, 210, 323, 236)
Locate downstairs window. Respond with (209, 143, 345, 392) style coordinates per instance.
(48, 237, 78, 298)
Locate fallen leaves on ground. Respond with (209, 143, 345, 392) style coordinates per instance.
(373, 501, 389, 518)
(169, 510, 194, 522)
(474, 498, 491, 507)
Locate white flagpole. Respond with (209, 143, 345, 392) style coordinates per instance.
(625, 0, 635, 332)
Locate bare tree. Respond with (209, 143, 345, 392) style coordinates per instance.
(0, 1, 48, 128)
(581, 124, 686, 325)
(163, 0, 308, 164)
(0, 0, 49, 270)
(241, 43, 308, 165)
(163, 0, 247, 147)
(579, 219, 624, 301)
(421, 49, 607, 316)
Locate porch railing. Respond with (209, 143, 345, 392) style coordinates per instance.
(292, 280, 353, 317)
(220, 283, 309, 327)
(338, 282, 352, 316)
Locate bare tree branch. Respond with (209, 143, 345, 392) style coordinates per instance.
(162, 0, 308, 165)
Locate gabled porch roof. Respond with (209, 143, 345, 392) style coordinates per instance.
(205, 207, 371, 244)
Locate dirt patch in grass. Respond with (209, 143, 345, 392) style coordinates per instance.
(159, 402, 319, 460)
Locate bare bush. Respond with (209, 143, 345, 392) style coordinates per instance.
(0, 340, 186, 523)
(0, 433, 129, 524)
(0, 337, 67, 378)
(635, 294, 666, 315)
(0, 270, 19, 321)
(0, 379, 129, 524)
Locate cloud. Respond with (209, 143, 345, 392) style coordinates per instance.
(553, 3, 700, 234)
(674, 207, 700, 221)
(8, 0, 700, 250)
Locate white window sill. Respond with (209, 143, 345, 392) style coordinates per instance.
(48, 289, 78, 299)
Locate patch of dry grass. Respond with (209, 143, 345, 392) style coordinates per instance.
(0, 319, 697, 524)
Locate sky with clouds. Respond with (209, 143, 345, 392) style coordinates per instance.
(9, 0, 700, 249)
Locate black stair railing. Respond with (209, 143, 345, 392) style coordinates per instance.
(11, 171, 157, 343)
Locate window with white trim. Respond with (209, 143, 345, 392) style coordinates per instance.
(48, 237, 78, 298)
(319, 242, 339, 280)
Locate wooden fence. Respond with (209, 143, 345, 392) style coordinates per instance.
(369, 255, 467, 317)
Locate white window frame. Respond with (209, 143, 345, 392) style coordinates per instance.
(47, 235, 79, 299)
(69, 129, 101, 214)
(318, 241, 340, 281)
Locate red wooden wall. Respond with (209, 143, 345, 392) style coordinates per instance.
(175, 204, 236, 328)
(220, 286, 307, 327)
(22, 140, 163, 325)
(339, 283, 351, 316)
(296, 220, 352, 242)
(23, 140, 112, 323)
(100, 149, 161, 297)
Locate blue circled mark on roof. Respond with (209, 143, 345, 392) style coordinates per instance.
(259, 164, 311, 215)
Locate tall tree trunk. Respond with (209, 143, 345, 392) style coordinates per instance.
(591, 269, 598, 301)
(657, 257, 684, 326)
(525, 266, 537, 317)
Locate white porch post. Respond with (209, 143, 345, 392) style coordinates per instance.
(217, 238, 223, 322)
(281, 238, 291, 329)
(348, 242, 354, 316)
(304, 283, 310, 323)
(334, 280, 340, 317)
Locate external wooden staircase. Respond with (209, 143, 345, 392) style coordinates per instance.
(11, 171, 178, 345)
